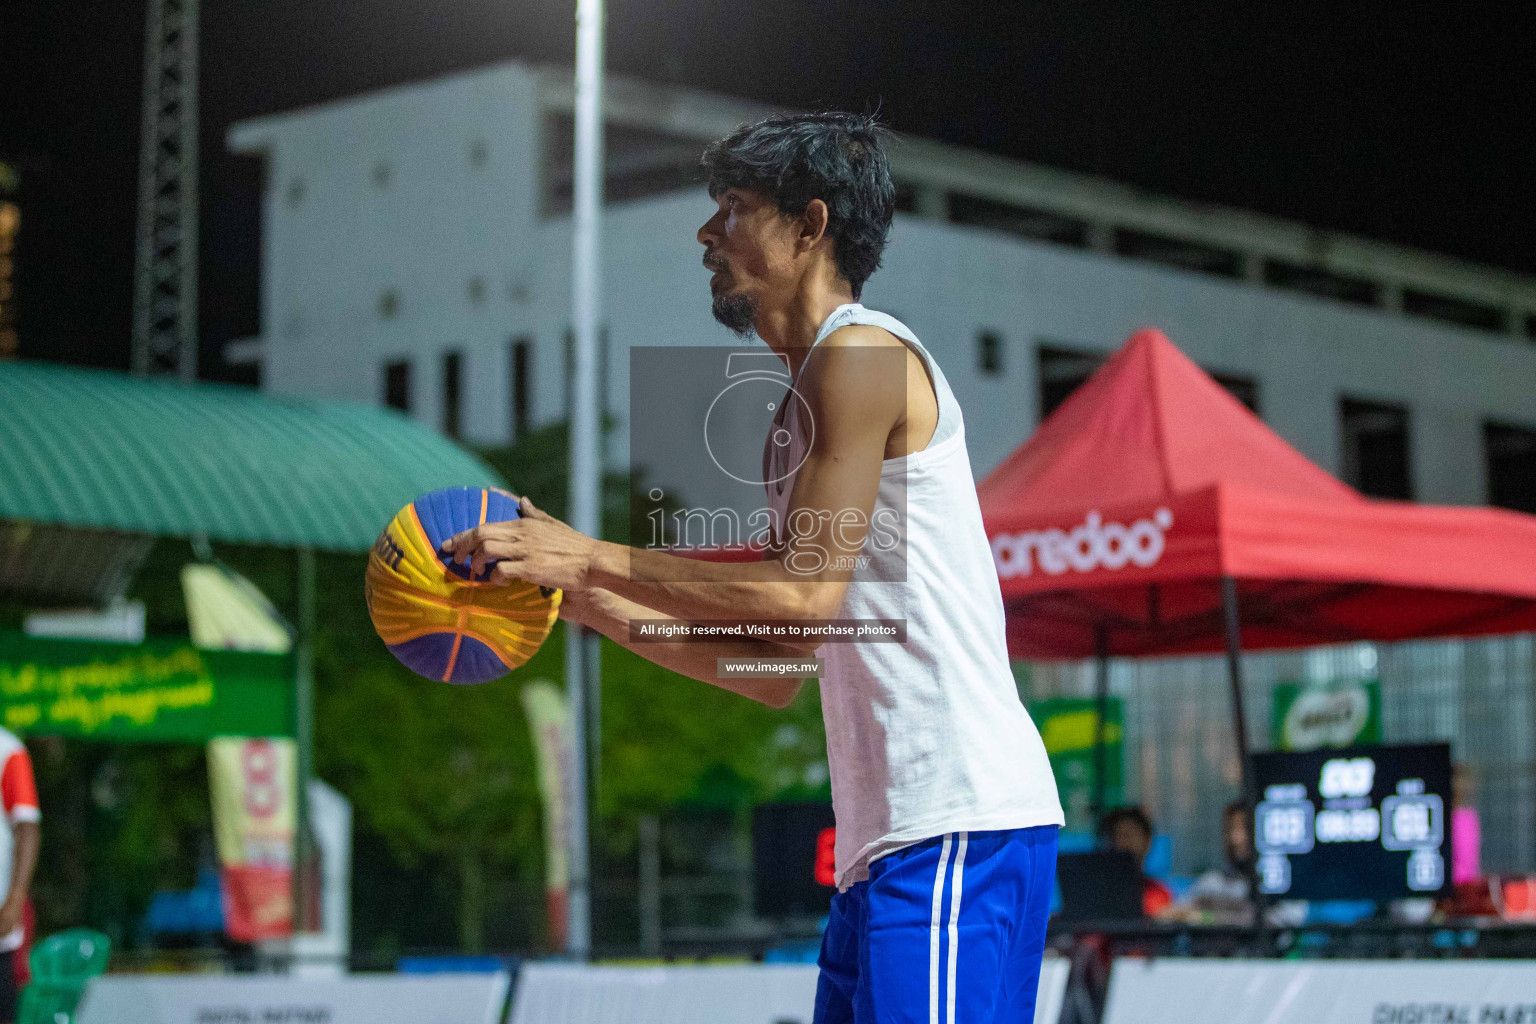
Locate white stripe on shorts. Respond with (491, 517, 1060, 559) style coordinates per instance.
(946, 832, 969, 1024)
(928, 834, 954, 1024)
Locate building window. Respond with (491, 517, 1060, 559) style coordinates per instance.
(948, 193, 1088, 248)
(378, 288, 400, 319)
(1263, 260, 1380, 307)
(1402, 289, 1504, 334)
(1211, 373, 1260, 414)
(1114, 228, 1243, 279)
(442, 351, 463, 438)
(977, 331, 1004, 376)
(511, 338, 532, 440)
(1485, 423, 1536, 513)
(1037, 343, 1259, 422)
(1341, 398, 1412, 499)
(285, 178, 305, 208)
(384, 360, 412, 413)
(469, 138, 489, 169)
(371, 161, 392, 188)
(1037, 347, 1104, 420)
(467, 276, 486, 305)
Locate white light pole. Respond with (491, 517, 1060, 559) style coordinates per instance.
(566, 0, 604, 961)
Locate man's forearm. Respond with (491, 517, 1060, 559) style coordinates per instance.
(571, 587, 808, 708)
(587, 542, 842, 628)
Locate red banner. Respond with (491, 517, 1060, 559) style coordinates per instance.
(208, 737, 294, 941)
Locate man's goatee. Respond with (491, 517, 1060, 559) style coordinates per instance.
(712, 293, 757, 338)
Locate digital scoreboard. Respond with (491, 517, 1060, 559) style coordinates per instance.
(752, 802, 837, 919)
(1251, 743, 1451, 901)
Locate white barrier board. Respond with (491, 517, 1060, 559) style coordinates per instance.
(1037, 956, 1070, 1024)
(509, 964, 819, 1024)
(1105, 958, 1536, 1024)
(509, 958, 1070, 1024)
(76, 972, 510, 1024)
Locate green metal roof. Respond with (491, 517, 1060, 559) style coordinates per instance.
(0, 361, 502, 552)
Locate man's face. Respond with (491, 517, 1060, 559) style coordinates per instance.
(1109, 819, 1151, 863)
(697, 187, 801, 337)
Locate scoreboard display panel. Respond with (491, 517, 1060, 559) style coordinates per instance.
(1250, 742, 1451, 901)
(752, 802, 837, 919)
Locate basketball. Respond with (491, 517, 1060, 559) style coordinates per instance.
(365, 486, 561, 684)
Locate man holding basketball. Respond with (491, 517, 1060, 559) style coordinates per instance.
(445, 113, 1062, 1023)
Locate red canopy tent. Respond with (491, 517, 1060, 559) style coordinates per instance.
(979, 328, 1536, 809)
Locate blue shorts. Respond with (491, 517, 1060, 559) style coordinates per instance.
(813, 825, 1058, 1024)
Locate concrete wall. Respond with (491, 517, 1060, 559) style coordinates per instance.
(250, 64, 544, 440)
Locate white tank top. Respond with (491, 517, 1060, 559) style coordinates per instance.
(766, 304, 1063, 889)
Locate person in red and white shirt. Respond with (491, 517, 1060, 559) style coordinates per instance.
(0, 728, 40, 1024)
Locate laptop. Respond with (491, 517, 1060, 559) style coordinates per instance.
(1054, 851, 1145, 923)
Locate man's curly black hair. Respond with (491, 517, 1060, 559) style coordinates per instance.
(701, 112, 895, 300)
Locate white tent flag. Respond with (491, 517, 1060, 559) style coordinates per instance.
(182, 563, 292, 653)
(522, 679, 574, 947)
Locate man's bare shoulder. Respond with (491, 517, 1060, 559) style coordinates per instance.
(797, 325, 909, 431)
(803, 324, 909, 386)
(816, 322, 906, 352)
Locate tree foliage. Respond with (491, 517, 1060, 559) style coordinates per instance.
(24, 420, 831, 952)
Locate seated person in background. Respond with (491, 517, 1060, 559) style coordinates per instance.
(1099, 806, 1172, 918)
(1450, 763, 1493, 916)
(1178, 801, 1255, 926)
(1452, 763, 1481, 886)
(1172, 801, 1309, 927)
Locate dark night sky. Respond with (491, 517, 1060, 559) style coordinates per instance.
(3, 1, 1531, 379)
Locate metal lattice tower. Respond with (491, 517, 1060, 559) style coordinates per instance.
(131, 0, 199, 379)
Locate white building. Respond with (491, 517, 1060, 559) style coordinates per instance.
(229, 59, 1536, 509)
(230, 61, 1536, 875)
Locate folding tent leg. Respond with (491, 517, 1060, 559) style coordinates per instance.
(1091, 626, 1110, 829)
(1222, 575, 1269, 947)
(1220, 576, 1253, 800)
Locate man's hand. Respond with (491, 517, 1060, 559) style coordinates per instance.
(441, 496, 602, 593)
(0, 897, 21, 936)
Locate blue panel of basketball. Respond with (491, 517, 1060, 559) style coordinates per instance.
(413, 486, 522, 582)
(368, 486, 559, 686)
(446, 636, 507, 684)
(385, 633, 509, 684)
(386, 633, 457, 681)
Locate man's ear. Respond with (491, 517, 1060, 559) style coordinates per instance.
(798, 198, 830, 251)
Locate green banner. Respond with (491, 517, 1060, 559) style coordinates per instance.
(1029, 696, 1124, 834)
(0, 632, 293, 741)
(1271, 678, 1381, 751)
